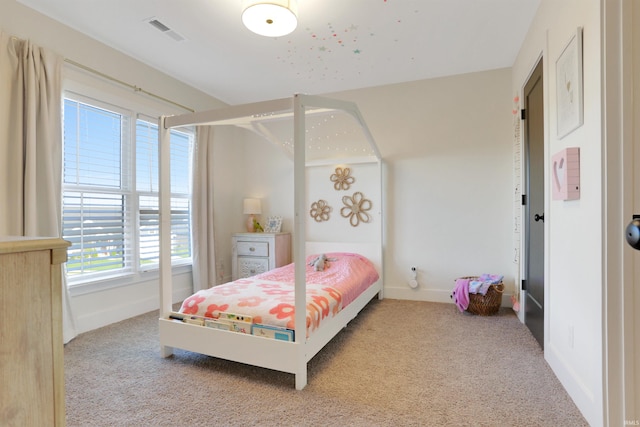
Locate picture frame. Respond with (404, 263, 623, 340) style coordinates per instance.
(264, 216, 282, 233)
(556, 27, 583, 139)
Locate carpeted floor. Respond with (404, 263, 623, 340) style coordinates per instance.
(64, 299, 588, 426)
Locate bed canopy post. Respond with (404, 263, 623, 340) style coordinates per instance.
(293, 94, 308, 390)
(158, 116, 174, 357)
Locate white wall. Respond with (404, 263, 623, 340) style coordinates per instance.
(241, 128, 294, 233)
(0, 0, 227, 334)
(511, 0, 603, 425)
(240, 69, 515, 303)
(210, 126, 272, 284)
(325, 70, 515, 302)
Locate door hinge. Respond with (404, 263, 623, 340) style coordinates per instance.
(521, 279, 527, 291)
(521, 109, 526, 120)
(521, 194, 527, 205)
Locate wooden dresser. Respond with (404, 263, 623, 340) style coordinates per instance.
(231, 232, 291, 280)
(0, 236, 70, 427)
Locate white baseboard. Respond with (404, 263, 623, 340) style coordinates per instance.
(383, 287, 453, 303)
(545, 340, 599, 425)
(383, 285, 514, 309)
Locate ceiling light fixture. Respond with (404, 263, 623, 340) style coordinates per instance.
(242, 0, 298, 37)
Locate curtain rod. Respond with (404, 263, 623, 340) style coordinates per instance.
(64, 58, 195, 113)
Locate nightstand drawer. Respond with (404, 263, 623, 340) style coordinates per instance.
(237, 257, 269, 278)
(236, 241, 269, 257)
(231, 232, 290, 281)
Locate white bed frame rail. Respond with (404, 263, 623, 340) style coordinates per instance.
(159, 277, 382, 389)
(158, 94, 383, 389)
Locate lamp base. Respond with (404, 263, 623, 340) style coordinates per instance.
(246, 214, 255, 232)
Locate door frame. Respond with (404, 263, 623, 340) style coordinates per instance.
(602, 0, 638, 423)
(516, 53, 546, 321)
(522, 58, 545, 348)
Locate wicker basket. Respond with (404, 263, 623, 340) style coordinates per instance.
(460, 276, 504, 316)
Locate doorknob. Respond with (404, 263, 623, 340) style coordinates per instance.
(626, 215, 640, 250)
(534, 213, 544, 222)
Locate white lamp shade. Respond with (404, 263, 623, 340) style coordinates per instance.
(242, 0, 298, 37)
(243, 198, 262, 215)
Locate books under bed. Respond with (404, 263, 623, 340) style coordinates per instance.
(157, 94, 384, 389)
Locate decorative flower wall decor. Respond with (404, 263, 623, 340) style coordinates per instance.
(330, 167, 355, 191)
(340, 192, 372, 227)
(309, 199, 332, 222)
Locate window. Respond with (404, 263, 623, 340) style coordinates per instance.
(136, 119, 192, 266)
(62, 95, 193, 284)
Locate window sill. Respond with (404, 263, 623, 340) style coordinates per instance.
(68, 264, 192, 297)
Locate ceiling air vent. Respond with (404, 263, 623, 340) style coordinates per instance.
(146, 17, 187, 42)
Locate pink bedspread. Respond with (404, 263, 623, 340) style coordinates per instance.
(179, 252, 379, 336)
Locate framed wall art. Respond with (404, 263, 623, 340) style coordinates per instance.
(264, 216, 282, 233)
(556, 27, 584, 139)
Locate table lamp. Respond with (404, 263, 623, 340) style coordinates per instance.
(243, 198, 262, 232)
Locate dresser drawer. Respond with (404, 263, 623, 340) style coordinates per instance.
(237, 257, 269, 278)
(236, 241, 269, 257)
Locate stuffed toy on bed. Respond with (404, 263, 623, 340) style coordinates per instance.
(308, 254, 337, 271)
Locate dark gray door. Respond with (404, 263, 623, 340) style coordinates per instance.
(524, 60, 545, 348)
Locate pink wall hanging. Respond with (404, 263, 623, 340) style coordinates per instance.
(551, 147, 580, 200)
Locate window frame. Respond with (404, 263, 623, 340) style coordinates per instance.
(135, 116, 193, 272)
(62, 87, 194, 294)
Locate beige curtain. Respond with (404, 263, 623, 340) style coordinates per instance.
(0, 31, 77, 343)
(191, 125, 217, 291)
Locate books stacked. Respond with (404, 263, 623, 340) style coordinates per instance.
(168, 311, 294, 341)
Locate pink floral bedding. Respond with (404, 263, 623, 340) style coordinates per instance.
(179, 252, 379, 337)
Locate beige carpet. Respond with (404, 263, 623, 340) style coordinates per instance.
(64, 299, 588, 426)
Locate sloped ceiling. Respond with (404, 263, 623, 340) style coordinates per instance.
(17, 0, 540, 105)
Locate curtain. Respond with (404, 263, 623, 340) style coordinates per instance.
(0, 31, 77, 343)
(191, 125, 217, 291)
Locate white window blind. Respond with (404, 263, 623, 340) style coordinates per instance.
(136, 119, 192, 268)
(63, 99, 132, 278)
(62, 96, 193, 284)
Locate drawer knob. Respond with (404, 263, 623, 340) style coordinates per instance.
(249, 247, 255, 252)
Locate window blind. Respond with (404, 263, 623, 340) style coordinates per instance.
(62, 97, 193, 283)
(135, 120, 192, 268)
(63, 99, 132, 277)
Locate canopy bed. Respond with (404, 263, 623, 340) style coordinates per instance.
(158, 94, 383, 390)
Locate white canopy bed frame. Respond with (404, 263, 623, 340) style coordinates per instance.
(158, 94, 383, 390)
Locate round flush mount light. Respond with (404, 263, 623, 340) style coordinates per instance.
(242, 0, 298, 37)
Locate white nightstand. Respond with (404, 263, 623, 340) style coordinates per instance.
(231, 232, 291, 280)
